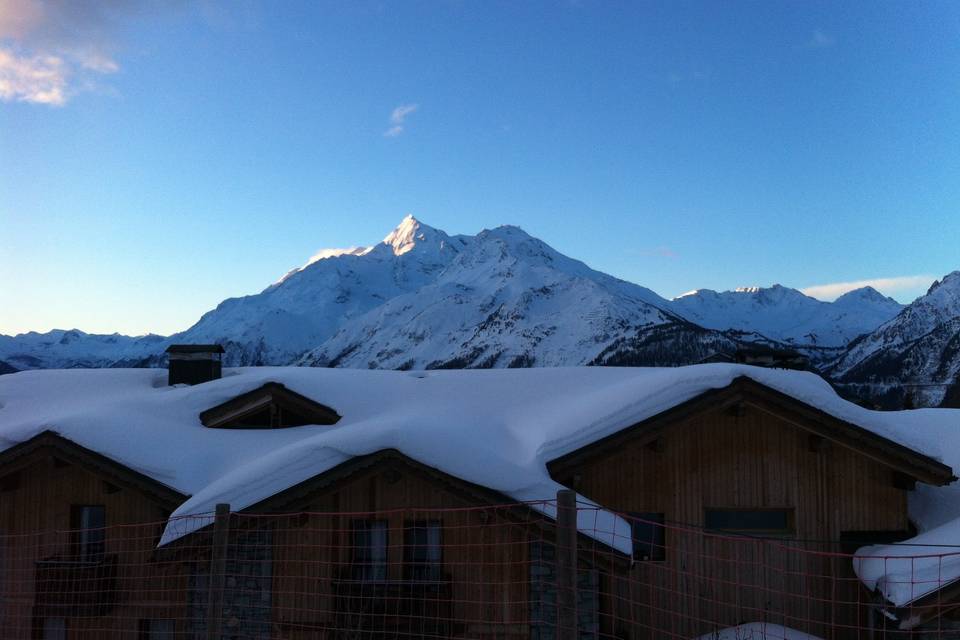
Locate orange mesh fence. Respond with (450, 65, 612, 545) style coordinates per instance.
(1, 498, 959, 639)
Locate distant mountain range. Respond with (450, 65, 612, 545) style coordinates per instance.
(2, 216, 957, 408)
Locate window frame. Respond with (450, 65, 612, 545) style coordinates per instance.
(403, 519, 443, 581)
(70, 504, 106, 562)
(704, 507, 795, 536)
(138, 618, 176, 640)
(39, 617, 67, 640)
(350, 519, 389, 582)
(628, 512, 666, 562)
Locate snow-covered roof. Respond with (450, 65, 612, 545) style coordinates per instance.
(0, 364, 957, 556)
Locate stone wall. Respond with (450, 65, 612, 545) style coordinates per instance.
(529, 541, 600, 640)
(187, 530, 273, 640)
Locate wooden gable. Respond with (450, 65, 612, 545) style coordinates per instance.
(0, 430, 187, 510)
(547, 376, 955, 487)
(199, 381, 341, 429)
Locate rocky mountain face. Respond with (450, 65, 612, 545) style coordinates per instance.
(828, 272, 960, 408)
(1, 216, 955, 407)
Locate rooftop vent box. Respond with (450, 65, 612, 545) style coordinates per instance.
(165, 344, 224, 386)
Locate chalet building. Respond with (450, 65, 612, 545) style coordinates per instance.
(0, 359, 958, 639)
(546, 376, 955, 638)
(0, 432, 188, 639)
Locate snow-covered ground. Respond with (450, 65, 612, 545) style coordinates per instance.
(693, 622, 823, 640)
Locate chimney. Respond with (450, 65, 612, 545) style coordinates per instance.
(165, 344, 225, 386)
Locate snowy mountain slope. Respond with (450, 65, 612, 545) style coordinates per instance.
(0, 329, 164, 370)
(2, 216, 950, 401)
(670, 285, 903, 347)
(169, 216, 469, 365)
(298, 224, 682, 369)
(182, 217, 877, 370)
(828, 272, 960, 406)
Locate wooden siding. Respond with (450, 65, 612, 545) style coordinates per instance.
(558, 403, 910, 640)
(0, 448, 186, 640)
(268, 457, 534, 640)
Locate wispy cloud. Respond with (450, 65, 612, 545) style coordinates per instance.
(635, 246, 678, 259)
(801, 275, 935, 301)
(806, 29, 836, 49)
(384, 103, 418, 137)
(0, 0, 141, 106)
(0, 48, 67, 105)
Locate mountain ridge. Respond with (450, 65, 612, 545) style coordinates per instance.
(1, 216, 953, 407)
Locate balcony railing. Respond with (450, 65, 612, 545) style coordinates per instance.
(331, 571, 455, 638)
(34, 554, 118, 617)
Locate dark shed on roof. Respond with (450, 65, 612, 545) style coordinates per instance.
(165, 344, 225, 354)
(165, 344, 224, 386)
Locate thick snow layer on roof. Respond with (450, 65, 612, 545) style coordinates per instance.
(854, 519, 960, 608)
(693, 622, 823, 640)
(850, 408, 960, 609)
(0, 364, 957, 552)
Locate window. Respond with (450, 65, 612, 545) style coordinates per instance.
(629, 513, 665, 561)
(351, 520, 388, 581)
(839, 530, 913, 555)
(200, 382, 341, 429)
(704, 508, 793, 535)
(139, 619, 175, 640)
(0, 471, 20, 492)
(41, 618, 66, 640)
(70, 505, 106, 561)
(404, 520, 442, 580)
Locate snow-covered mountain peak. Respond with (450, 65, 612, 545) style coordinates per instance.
(674, 289, 707, 300)
(670, 282, 903, 347)
(833, 286, 898, 306)
(726, 284, 807, 305)
(382, 214, 440, 256)
(828, 271, 960, 405)
(276, 246, 372, 285)
(926, 271, 960, 300)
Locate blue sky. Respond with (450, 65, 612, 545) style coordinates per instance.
(1, 1, 959, 336)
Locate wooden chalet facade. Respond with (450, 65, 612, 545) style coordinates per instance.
(0, 431, 187, 640)
(0, 371, 955, 639)
(547, 376, 956, 638)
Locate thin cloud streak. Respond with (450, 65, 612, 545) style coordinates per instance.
(801, 275, 935, 301)
(384, 103, 418, 137)
(806, 29, 836, 49)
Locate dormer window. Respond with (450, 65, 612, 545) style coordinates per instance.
(199, 382, 340, 429)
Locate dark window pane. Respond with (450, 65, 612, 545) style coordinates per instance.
(351, 519, 388, 581)
(839, 530, 913, 555)
(630, 513, 665, 561)
(42, 618, 66, 640)
(704, 509, 792, 533)
(139, 619, 175, 640)
(70, 505, 106, 561)
(404, 520, 442, 580)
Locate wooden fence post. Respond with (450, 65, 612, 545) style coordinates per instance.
(557, 489, 578, 640)
(206, 503, 231, 640)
